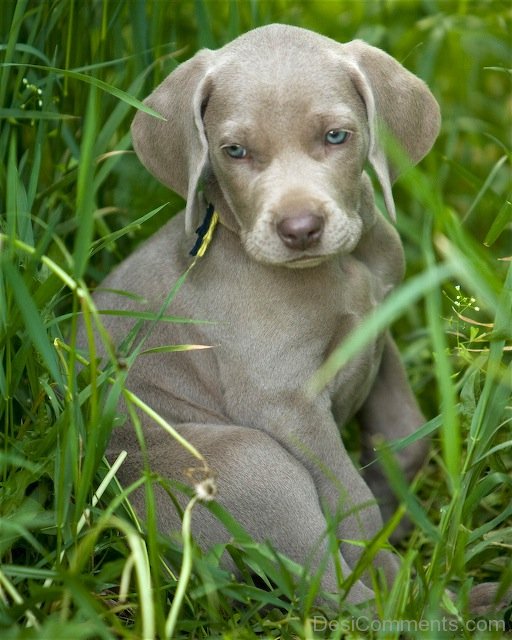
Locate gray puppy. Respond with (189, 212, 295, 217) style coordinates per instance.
(94, 24, 441, 605)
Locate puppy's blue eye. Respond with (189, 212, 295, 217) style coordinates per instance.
(224, 144, 247, 159)
(325, 129, 350, 145)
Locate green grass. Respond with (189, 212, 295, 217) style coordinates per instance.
(1, 1, 511, 638)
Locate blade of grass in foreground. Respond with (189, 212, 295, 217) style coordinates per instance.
(2, 263, 63, 388)
(0, 62, 165, 120)
(73, 85, 98, 279)
(423, 236, 461, 493)
(309, 261, 454, 393)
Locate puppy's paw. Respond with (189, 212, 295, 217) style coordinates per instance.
(467, 582, 512, 616)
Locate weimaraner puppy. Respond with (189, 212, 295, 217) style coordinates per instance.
(90, 24, 500, 608)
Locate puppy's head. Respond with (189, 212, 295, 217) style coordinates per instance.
(132, 24, 440, 268)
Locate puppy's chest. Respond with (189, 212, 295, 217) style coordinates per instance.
(214, 255, 384, 398)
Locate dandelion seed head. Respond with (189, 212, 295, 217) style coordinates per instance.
(195, 477, 217, 501)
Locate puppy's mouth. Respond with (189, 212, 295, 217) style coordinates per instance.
(243, 220, 362, 268)
(282, 255, 331, 269)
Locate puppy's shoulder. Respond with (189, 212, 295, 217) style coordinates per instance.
(353, 213, 405, 295)
(96, 212, 188, 303)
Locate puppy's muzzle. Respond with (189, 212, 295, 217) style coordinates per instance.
(277, 213, 324, 251)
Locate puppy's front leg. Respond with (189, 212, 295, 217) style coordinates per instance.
(357, 334, 429, 536)
(248, 396, 399, 586)
(119, 419, 379, 606)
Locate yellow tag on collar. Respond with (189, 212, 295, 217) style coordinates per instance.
(196, 210, 219, 257)
(189, 206, 219, 258)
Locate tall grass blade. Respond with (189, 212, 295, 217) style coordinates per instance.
(310, 262, 454, 392)
(424, 237, 461, 491)
(1, 63, 165, 119)
(2, 263, 63, 387)
(72, 86, 98, 279)
(484, 198, 512, 247)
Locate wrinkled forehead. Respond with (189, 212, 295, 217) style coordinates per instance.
(204, 45, 366, 128)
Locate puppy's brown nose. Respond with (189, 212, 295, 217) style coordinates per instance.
(277, 213, 324, 250)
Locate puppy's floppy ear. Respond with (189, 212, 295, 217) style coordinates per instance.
(342, 40, 441, 221)
(131, 49, 216, 235)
